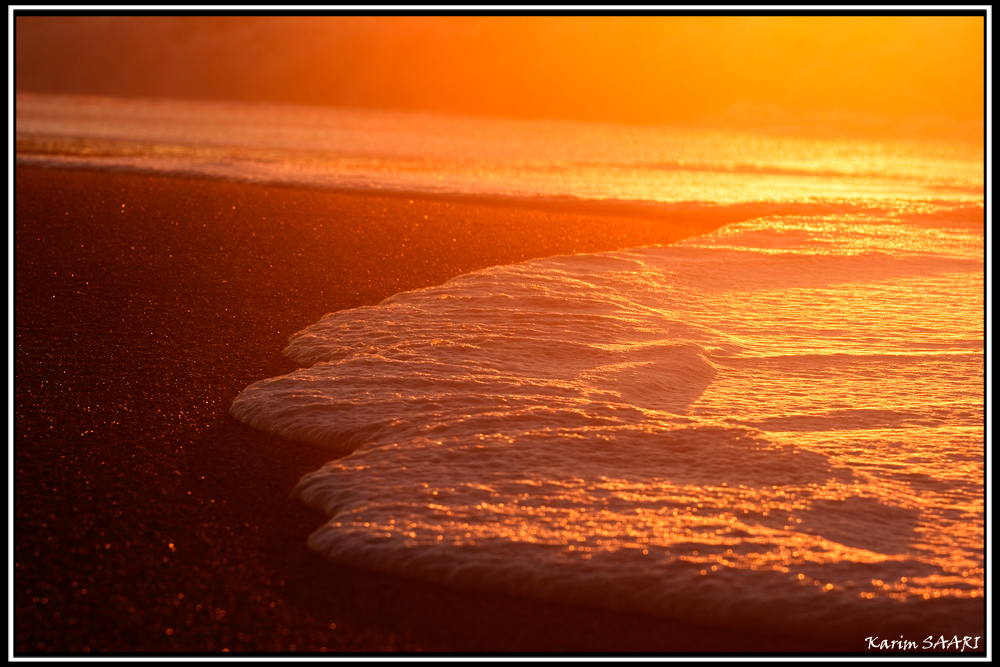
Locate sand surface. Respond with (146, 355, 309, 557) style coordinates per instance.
(16, 165, 886, 654)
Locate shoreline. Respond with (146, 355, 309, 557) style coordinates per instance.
(14, 149, 831, 230)
(14, 164, 929, 653)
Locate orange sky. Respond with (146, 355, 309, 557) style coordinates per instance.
(16, 16, 985, 137)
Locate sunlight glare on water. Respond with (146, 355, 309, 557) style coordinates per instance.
(16, 93, 983, 205)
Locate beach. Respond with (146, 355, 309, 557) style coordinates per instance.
(13, 15, 985, 656)
(15, 164, 871, 653)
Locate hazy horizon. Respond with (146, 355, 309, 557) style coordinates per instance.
(14, 15, 986, 142)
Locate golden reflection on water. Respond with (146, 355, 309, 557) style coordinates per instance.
(17, 94, 984, 207)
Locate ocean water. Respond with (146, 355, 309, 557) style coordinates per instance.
(17, 94, 986, 638)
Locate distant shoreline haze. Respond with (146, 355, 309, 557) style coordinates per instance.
(14, 15, 985, 142)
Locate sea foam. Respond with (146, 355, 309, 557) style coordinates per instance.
(231, 217, 984, 638)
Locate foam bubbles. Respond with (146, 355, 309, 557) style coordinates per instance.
(231, 217, 984, 638)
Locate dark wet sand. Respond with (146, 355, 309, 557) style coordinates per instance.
(15, 165, 934, 655)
